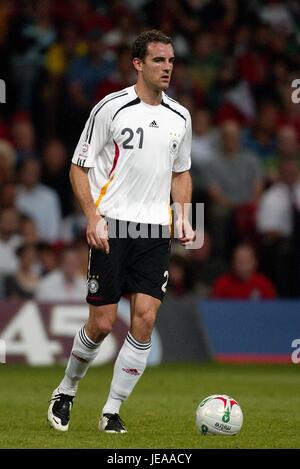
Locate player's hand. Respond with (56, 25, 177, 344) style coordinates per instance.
(176, 218, 196, 247)
(86, 214, 110, 254)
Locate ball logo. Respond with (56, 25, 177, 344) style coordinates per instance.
(201, 424, 208, 435)
(222, 408, 230, 423)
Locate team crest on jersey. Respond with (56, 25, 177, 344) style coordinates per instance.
(169, 137, 179, 156)
(87, 278, 99, 294)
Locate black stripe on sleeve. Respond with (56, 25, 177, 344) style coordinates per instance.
(86, 92, 128, 144)
(161, 100, 187, 124)
(85, 90, 128, 141)
(112, 97, 141, 121)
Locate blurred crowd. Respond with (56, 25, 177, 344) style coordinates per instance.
(1, 0, 300, 301)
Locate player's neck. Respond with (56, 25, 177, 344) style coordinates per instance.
(134, 83, 162, 106)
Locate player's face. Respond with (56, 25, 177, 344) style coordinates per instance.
(141, 42, 175, 91)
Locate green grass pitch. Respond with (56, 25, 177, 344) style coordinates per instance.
(0, 362, 299, 449)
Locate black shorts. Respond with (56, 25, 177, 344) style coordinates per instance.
(86, 219, 171, 306)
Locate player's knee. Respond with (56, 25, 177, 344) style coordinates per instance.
(86, 317, 113, 341)
(95, 318, 113, 337)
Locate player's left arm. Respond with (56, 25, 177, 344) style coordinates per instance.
(171, 170, 195, 246)
(171, 110, 195, 246)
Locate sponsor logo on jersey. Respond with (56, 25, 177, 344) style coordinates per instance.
(122, 367, 141, 375)
(149, 120, 159, 128)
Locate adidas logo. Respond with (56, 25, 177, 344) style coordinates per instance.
(149, 120, 159, 128)
(122, 368, 141, 376)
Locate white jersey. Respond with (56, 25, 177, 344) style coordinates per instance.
(72, 85, 191, 225)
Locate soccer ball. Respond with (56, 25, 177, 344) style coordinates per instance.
(196, 394, 243, 435)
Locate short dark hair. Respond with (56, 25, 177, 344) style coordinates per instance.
(131, 29, 173, 61)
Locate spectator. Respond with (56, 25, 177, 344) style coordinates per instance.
(16, 158, 62, 242)
(257, 157, 300, 239)
(19, 214, 39, 245)
(35, 24, 87, 142)
(212, 243, 276, 299)
(257, 157, 300, 296)
(0, 139, 16, 185)
(11, 117, 37, 164)
(258, 0, 295, 35)
(4, 244, 40, 300)
(64, 28, 115, 143)
(36, 246, 87, 302)
(206, 120, 263, 207)
(186, 230, 227, 297)
(45, 24, 86, 78)
(37, 242, 58, 277)
(242, 102, 279, 163)
(67, 28, 115, 111)
(95, 46, 136, 101)
(9, 0, 56, 109)
(53, 0, 112, 36)
(209, 57, 255, 125)
(188, 31, 220, 93)
(204, 120, 263, 255)
(41, 139, 72, 216)
(191, 109, 218, 171)
(60, 199, 86, 242)
(0, 181, 17, 209)
(266, 125, 300, 182)
(102, 8, 136, 50)
(0, 208, 21, 276)
(168, 58, 203, 106)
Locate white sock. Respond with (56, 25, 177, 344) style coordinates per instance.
(59, 326, 102, 396)
(102, 332, 152, 415)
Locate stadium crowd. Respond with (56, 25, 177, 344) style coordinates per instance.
(1, 0, 300, 301)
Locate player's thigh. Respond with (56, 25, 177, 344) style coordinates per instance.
(126, 237, 170, 302)
(86, 240, 125, 305)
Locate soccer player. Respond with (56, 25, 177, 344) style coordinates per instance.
(48, 30, 195, 433)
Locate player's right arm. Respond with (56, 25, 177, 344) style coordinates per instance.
(70, 97, 114, 254)
(69, 164, 109, 253)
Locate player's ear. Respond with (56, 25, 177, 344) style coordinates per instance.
(132, 58, 143, 72)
